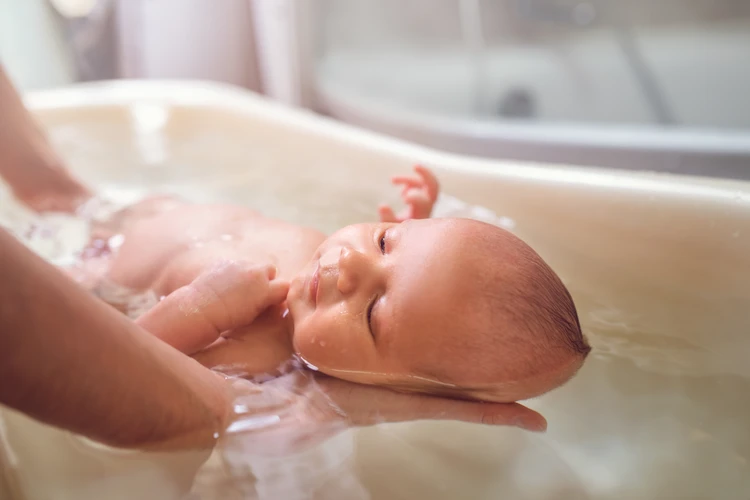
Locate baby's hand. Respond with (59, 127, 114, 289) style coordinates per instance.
(378, 165, 440, 223)
(137, 261, 289, 355)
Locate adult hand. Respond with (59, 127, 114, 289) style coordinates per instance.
(312, 373, 546, 430)
(0, 65, 91, 213)
(215, 369, 545, 457)
(4, 154, 91, 213)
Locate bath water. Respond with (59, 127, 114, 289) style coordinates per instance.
(1, 106, 748, 499)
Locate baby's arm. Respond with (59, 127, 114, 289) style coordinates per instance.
(378, 165, 440, 223)
(136, 262, 288, 355)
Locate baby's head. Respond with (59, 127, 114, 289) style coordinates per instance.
(286, 218, 589, 402)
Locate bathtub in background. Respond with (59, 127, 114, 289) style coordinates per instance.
(315, 21, 750, 180)
(0, 80, 749, 499)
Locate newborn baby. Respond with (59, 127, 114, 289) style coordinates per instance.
(77, 166, 590, 403)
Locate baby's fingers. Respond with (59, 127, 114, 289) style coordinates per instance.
(391, 175, 423, 190)
(404, 190, 432, 219)
(265, 279, 290, 308)
(413, 165, 439, 201)
(378, 204, 400, 223)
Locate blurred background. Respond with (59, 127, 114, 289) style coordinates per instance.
(1, 0, 749, 178)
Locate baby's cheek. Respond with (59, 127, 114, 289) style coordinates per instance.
(293, 318, 358, 372)
(294, 333, 338, 371)
(291, 319, 329, 369)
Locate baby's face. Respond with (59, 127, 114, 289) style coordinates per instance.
(287, 218, 527, 396)
(287, 218, 582, 401)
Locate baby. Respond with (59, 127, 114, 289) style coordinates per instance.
(76, 166, 590, 403)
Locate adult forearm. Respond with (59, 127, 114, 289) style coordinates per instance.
(0, 66, 90, 211)
(0, 67, 55, 182)
(0, 228, 230, 449)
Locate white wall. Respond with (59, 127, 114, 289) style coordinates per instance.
(0, 0, 76, 90)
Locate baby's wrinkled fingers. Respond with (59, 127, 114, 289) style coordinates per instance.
(195, 261, 278, 312)
(414, 165, 439, 201)
(265, 279, 290, 306)
(258, 263, 277, 281)
(209, 261, 266, 288)
(404, 190, 432, 219)
(391, 175, 423, 189)
(378, 204, 399, 223)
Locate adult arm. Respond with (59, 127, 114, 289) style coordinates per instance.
(0, 65, 91, 212)
(0, 227, 230, 449)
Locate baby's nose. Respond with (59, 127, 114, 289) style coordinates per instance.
(337, 246, 371, 295)
(337, 247, 356, 295)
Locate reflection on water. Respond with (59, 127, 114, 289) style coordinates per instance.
(190, 369, 367, 500)
(1, 147, 749, 499)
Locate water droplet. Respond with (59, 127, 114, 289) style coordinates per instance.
(298, 355, 319, 371)
(319, 340, 327, 347)
(108, 233, 124, 250)
(234, 403, 249, 414)
(213, 431, 220, 439)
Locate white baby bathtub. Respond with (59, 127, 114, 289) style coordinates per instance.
(316, 21, 750, 180)
(1, 80, 749, 500)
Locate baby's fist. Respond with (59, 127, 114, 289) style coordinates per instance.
(137, 261, 289, 354)
(191, 261, 289, 323)
(379, 165, 440, 223)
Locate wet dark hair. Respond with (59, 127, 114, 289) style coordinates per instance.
(408, 219, 591, 399)
(460, 221, 591, 379)
(514, 243, 591, 358)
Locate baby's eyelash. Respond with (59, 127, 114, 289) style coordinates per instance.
(379, 231, 387, 253)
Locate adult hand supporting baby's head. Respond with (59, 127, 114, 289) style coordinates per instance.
(219, 369, 545, 450)
(215, 370, 545, 458)
(311, 373, 547, 432)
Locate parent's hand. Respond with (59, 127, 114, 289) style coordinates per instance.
(0, 66, 91, 213)
(215, 369, 545, 457)
(4, 155, 91, 213)
(312, 373, 546, 431)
